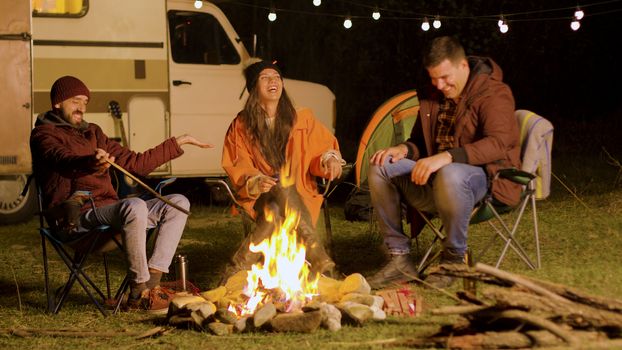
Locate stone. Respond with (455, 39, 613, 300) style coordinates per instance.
(190, 311, 205, 330)
(196, 302, 217, 319)
(167, 295, 207, 318)
(253, 302, 277, 328)
(338, 273, 371, 296)
(301, 300, 322, 312)
(340, 292, 375, 306)
(371, 295, 385, 309)
(338, 302, 374, 326)
(269, 311, 322, 333)
(168, 315, 195, 328)
(200, 286, 227, 303)
(370, 305, 387, 321)
(234, 316, 252, 333)
(215, 308, 238, 325)
(319, 302, 342, 332)
(317, 275, 343, 303)
(207, 322, 233, 336)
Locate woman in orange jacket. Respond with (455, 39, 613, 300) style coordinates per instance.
(221, 60, 344, 277)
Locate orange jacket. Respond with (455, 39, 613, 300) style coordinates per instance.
(222, 108, 340, 226)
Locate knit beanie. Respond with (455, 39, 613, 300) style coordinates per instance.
(244, 60, 282, 93)
(50, 76, 90, 107)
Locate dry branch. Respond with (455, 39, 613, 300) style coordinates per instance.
(0, 326, 168, 338)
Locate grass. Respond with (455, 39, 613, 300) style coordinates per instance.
(0, 154, 620, 349)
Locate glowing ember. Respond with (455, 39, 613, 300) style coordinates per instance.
(229, 202, 319, 316)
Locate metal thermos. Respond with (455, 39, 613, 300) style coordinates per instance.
(175, 254, 188, 291)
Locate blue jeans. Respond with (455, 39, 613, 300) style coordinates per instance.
(79, 195, 190, 284)
(368, 158, 488, 257)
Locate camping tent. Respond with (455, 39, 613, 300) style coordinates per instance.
(355, 89, 420, 187)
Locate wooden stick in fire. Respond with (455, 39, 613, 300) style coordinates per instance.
(105, 159, 191, 216)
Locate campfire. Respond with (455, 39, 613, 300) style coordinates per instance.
(166, 199, 396, 334)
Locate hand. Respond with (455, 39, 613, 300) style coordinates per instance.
(410, 152, 452, 185)
(93, 148, 115, 175)
(256, 175, 278, 194)
(175, 134, 214, 148)
(323, 157, 343, 181)
(370, 144, 408, 166)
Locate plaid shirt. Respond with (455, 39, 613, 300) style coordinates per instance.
(435, 97, 458, 153)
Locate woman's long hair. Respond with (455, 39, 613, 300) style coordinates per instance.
(240, 85, 296, 171)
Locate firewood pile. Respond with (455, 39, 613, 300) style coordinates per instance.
(409, 262, 622, 349)
(166, 271, 390, 335)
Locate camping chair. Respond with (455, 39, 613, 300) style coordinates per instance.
(38, 177, 176, 317)
(413, 110, 553, 272)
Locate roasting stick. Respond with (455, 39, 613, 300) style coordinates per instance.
(105, 159, 191, 216)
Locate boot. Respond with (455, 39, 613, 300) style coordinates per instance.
(219, 219, 275, 285)
(366, 254, 418, 290)
(296, 215, 335, 276)
(424, 250, 465, 289)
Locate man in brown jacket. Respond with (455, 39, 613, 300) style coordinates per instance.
(367, 36, 521, 289)
(30, 76, 212, 313)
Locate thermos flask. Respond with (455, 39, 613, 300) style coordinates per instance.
(175, 254, 188, 291)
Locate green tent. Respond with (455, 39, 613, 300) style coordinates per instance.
(355, 89, 420, 187)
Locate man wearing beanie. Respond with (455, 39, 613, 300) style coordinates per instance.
(30, 76, 212, 313)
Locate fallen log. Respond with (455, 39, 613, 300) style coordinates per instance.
(482, 287, 622, 331)
(474, 263, 571, 304)
(0, 326, 168, 338)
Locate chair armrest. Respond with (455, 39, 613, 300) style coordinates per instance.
(497, 168, 535, 186)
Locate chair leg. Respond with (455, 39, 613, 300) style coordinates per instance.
(104, 253, 111, 300)
(488, 200, 537, 270)
(41, 234, 54, 313)
(531, 194, 541, 269)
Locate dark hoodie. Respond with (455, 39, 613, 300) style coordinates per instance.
(404, 56, 521, 206)
(30, 111, 184, 211)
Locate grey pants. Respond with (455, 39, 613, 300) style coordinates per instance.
(79, 195, 190, 284)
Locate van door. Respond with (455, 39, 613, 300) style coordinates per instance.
(0, 0, 37, 224)
(166, 0, 248, 177)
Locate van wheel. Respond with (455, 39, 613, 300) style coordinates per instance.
(0, 175, 37, 225)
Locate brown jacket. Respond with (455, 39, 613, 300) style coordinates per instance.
(405, 56, 522, 205)
(30, 111, 184, 211)
(222, 107, 340, 225)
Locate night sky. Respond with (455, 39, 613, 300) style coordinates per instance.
(216, 0, 622, 162)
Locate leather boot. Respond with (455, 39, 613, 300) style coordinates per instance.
(366, 254, 418, 289)
(424, 250, 465, 289)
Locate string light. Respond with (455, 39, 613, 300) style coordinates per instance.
(194, 0, 202, 9)
(498, 15, 504, 28)
(433, 15, 441, 29)
(313, 0, 321, 7)
(268, 8, 277, 22)
(343, 16, 352, 29)
(372, 7, 381, 20)
(574, 7, 585, 20)
(570, 16, 581, 30)
(499, 20, 509, 33)
(421, 17, 430, 31)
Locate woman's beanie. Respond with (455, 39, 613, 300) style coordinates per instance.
(50, 76, 90, 107)
(244, 60, 282, 93)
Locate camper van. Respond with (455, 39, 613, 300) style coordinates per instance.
(0, 0, 336, 224)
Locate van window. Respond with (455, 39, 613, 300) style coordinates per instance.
(168, 11, 240, 65)
(32, 0, 88, 17)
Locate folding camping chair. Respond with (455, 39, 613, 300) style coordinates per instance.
(413, 110, 553, 271)
(38, 177, 176, 316)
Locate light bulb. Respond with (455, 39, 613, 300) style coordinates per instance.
(313, 0, 321, 6)
(343, 17, 352, 29)
(571, 18, 581, 31)
(372, 11, 381, 20)
(433, 17, 441, 29)
(500, 23, 509, 34)
(574, 8, 584, 20)
(421, 18, 430, 31)
(194, 0, 203, 9)
(268, 11, 276, 22)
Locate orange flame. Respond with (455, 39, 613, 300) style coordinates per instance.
(233, 201, 319, 316)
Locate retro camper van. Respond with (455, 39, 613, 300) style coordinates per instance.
(0, 0, 336, 223)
